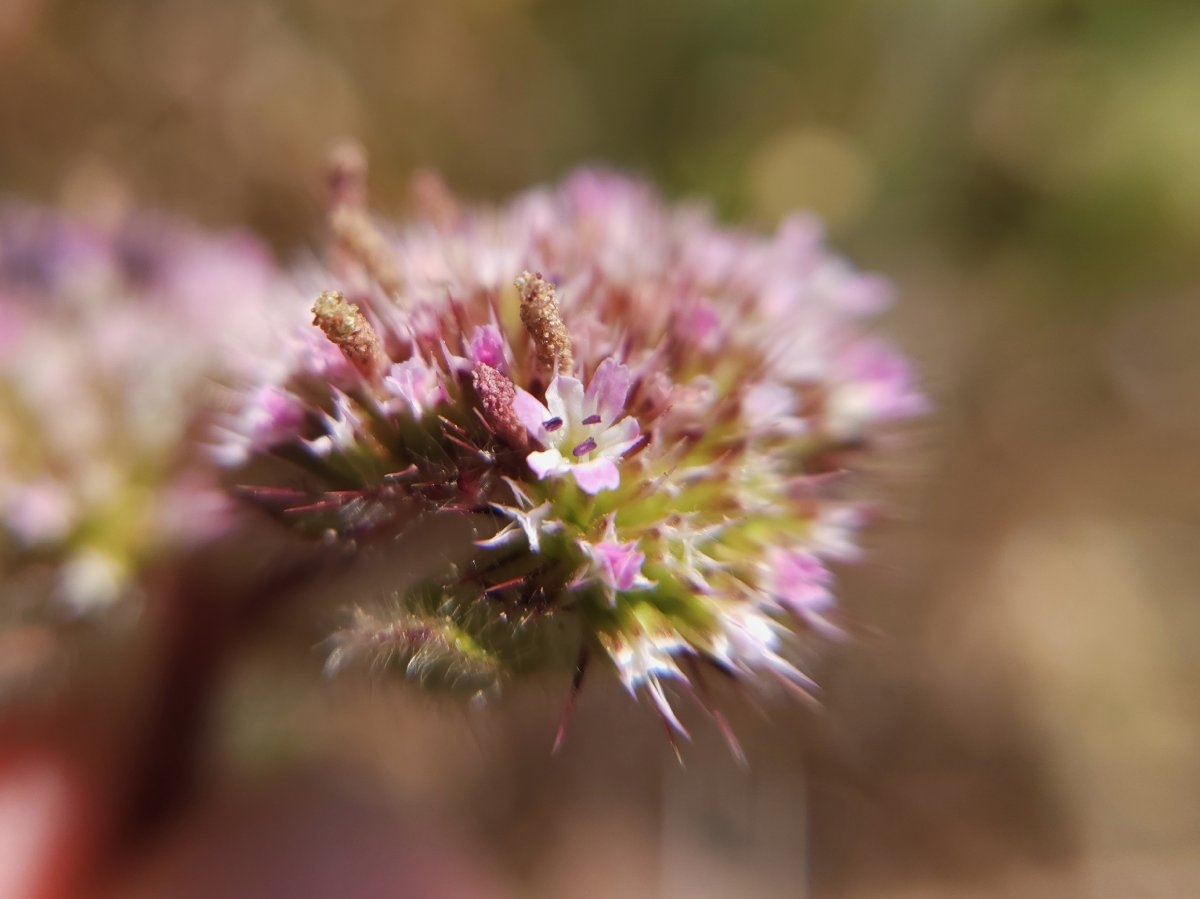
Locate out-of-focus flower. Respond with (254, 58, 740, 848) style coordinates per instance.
(0, 204, 282, 611)
(226, 166, 924, 745)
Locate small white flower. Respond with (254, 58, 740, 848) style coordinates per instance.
(514, 358, 641, 494)
(579, 516, 654, 601)
(382, 357, 446, 419)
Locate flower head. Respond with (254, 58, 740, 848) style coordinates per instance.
(0, 204, 281, 610)
(225, 165, 924, 749)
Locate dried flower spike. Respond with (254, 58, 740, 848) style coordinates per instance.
(516, 270, 573, 375)
(310, 290, 385, 380)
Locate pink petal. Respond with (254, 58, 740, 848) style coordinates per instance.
(4, 482, 74, 545)
(513, 388, 550, 439)
(384, 358, 445, 417)
(467, 325, 507, 371)
(742, 382, 795, 427)
(571, 458, 620, 494)
(842, 272, 892, 315)
(768, 548, 834, 612)
(585, 358, 631, 425)
(593, 541, 646, 590)
(673, 301, 721, 352)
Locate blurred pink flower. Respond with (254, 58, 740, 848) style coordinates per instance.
(0, 205, 282, 609)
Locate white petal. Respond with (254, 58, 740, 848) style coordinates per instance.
(527, 448, 569, 480)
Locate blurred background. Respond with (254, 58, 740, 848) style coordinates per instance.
(3, 0, 1200, 896)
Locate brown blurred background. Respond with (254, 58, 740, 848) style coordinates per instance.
(4, 0, 1200, 896)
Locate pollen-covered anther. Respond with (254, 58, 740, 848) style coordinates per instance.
(472, 363, 529, 450)
(515, 270, 574, 375)
(311, 290, 386, 380)
(330, 206, 404, 300)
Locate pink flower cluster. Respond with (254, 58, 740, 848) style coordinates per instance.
(0, 204, 281, 609)
(219, 167, 925, 746)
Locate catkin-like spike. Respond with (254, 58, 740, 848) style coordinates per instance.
(515, 270, 573, 375)
(330, 207, 404, 300)
(311, 290, 386, 380)
(472, 363, 528, 450)
(324, 606, 500, 689)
